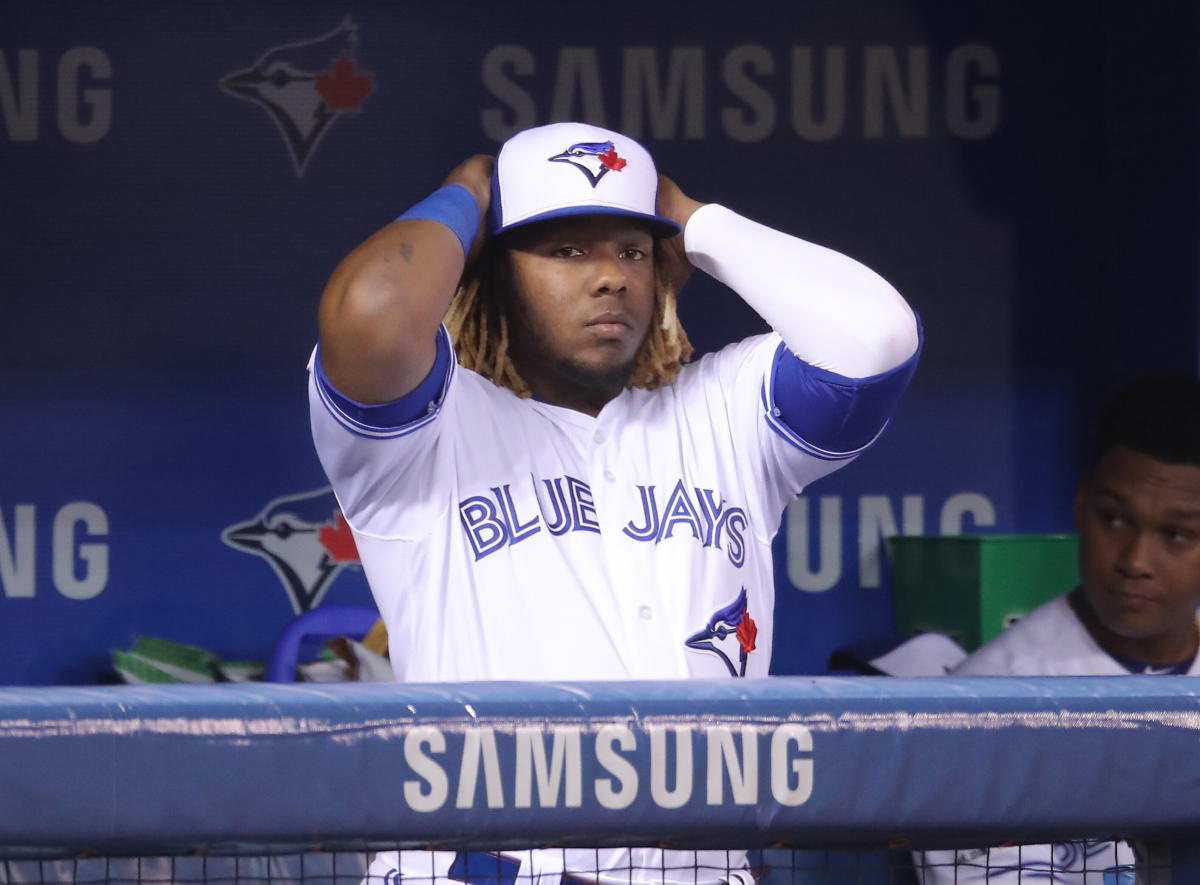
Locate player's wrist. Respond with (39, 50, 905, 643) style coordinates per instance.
(396, 184, 480, 258)
(442, 154, 494, 216)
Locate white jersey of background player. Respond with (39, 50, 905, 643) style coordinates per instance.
(310, 122, 920, 884)
(916, 376, 1200, 885)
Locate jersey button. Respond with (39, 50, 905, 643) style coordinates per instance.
(593, 429, 606, 444)
(603, 469, 616, 482)
(638, 605, 653, 620)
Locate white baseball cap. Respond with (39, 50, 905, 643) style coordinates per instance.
(487, 122, 681, 238)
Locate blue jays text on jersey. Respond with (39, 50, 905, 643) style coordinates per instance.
(459, 475, 748, 565)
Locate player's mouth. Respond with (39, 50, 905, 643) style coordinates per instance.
(585, 312, 633, 337)
(1105, 586, 1160, 614)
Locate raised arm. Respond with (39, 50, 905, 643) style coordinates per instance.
(657, 175, 920, 457)
(317, 155, 493, 404)
(659, 176, 918, 379)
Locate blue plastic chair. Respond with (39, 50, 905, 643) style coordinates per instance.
(265, 604, 381, 683)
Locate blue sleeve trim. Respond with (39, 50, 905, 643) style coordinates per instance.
(313, 326, 455, 440)
(763, 315, 922, 459)
(397, 184, 480, 258)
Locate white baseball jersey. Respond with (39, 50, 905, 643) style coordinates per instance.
(310, 326, 864, 686)
(915, 592, 1200, 884)
(309, 204, 917, 884)
(953, 593, 1200, 678)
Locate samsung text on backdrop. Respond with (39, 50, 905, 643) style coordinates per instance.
(482, 44, 1000, 142)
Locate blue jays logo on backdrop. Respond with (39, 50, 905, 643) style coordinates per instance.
(550, 140, 628, 186)
(222, 488, 362, 614)
(220, 19, 374, 176)
(685, 588, 757, 677)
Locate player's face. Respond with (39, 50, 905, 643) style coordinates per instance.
(503, 215, 657, 415)
(1074, 445, 1200, 662)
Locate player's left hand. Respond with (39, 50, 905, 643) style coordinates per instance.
(656, 175, 704, 296)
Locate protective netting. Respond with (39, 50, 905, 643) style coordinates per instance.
(0, 844, 1158, 884)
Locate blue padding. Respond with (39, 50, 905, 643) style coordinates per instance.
(315, 326, 452, 429)
(398, 183, 480, 258)
(770, 320, 923, 454)
(1, 677, 1199, 857)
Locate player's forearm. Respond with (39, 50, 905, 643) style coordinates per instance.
(684, 205, 918, 379)
(317, 217, 466, 404)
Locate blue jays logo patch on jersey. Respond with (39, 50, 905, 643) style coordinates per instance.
(222, 487, 362, 613)
(548, 140, 628, 187)
(685, 588, 758, 677)
(219, 18, 374, 176)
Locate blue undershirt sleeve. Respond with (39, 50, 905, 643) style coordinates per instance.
(314, 325, 453, 430)
(767, 315, 923, 455)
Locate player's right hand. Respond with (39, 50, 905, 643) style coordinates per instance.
(443, 154, 493, 216)
(443, 154, 494, 268)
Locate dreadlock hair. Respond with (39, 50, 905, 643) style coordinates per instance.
(444, 234, 693, 397)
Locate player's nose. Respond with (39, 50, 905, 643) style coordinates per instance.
(1114, 529, 1154, 578)
(591, 253, 628, 296)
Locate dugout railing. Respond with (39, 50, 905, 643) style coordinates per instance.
(0, 678, 1197, 881)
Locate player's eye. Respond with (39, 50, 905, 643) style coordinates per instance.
(621, 247, 648, 260)
(1163, 526, 1196, 545)
(1095, 508, 1125, 528)
(552, 246, 583, 258)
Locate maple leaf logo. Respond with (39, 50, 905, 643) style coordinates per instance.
(736, 613, 757, 654)
(598, 147, 627, 171)
(318, 512, 360, 562)
(315, 56, 373, 111)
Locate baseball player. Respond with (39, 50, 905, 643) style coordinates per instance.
(309, 122, 921, 883)
(915, 376, 1200, 884)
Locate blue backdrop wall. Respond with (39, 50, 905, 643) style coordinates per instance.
(3, 1, 1198, 684)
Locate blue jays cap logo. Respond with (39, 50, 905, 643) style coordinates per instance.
(685, 588, 758, 677)
(548, 140, 629, 187)
(219, 18, 373, 176)
(222, 487, 362, 614)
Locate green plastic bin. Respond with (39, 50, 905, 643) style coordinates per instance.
(888, 533, 1080, 652)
